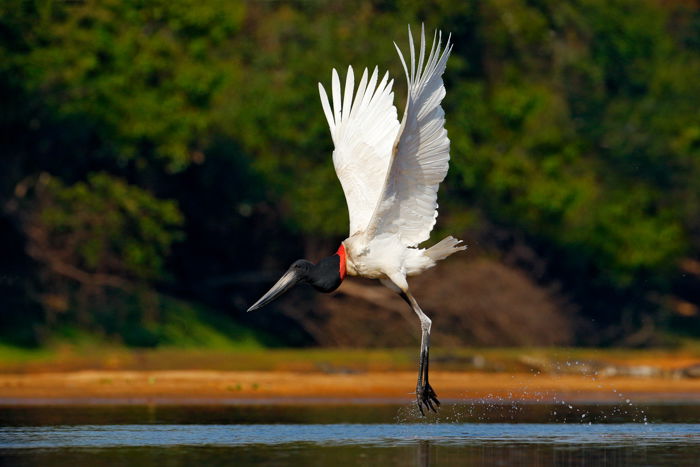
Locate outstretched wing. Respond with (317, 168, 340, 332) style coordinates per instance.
(319, 67, 400, 237)
(367, 26, 453, 247)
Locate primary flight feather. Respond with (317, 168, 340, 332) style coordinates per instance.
(249, 25, 465, 415)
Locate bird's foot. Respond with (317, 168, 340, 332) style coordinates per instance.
(416, 382, 440, 415)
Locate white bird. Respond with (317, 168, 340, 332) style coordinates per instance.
(248, 25, 466, 414)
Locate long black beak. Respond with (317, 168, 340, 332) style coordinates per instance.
(247, 268, 302, 312)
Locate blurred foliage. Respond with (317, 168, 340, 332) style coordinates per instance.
(33, 172, 183, 281)
(13, 0, 245, 172)
(1, 0, 699, 347)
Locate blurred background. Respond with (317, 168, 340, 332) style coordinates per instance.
(1, 0, 699, 357)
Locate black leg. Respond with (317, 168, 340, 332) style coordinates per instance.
(416, 332, 440, 414)
(401, 291, 440, 415)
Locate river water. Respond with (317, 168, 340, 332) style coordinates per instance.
(1, 403, 699, 466)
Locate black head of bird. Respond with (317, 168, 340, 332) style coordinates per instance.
(247, 245, 347, 312)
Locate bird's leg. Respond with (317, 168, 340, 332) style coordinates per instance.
(400, 291, 440, 415)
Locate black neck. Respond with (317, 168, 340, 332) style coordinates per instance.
(305, 254, 342, 293)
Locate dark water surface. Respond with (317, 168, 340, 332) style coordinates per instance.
(1, 403, 699, 466)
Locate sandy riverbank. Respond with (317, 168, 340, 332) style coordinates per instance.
(1, 370, 699, 405)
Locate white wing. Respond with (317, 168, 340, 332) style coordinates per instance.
(319, 67, 401, 236)
(367, 25, 452, 247)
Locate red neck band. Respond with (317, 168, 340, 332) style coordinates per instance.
(336, 244, 347, 281)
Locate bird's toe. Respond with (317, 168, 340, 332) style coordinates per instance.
(416, 383, 440, 415)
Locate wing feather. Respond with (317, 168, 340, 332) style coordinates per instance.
(318, 66, 400, 236)
(331, 69, 342, 130)
(318, 83, 334, 132)
(367, 25, 453, 247)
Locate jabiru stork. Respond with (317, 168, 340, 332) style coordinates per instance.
(248, 25, 465, 414)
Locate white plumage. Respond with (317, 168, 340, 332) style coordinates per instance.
(318, 25, 466, 413)
(318, 67, 399, 236)
(319, 26, 464, 282)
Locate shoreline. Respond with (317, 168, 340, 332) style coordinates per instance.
(1, 370, 699, 406)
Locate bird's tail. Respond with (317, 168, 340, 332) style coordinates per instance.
(426, 236, 466, 261)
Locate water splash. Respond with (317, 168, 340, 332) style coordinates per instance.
(394, 357, 654, 425)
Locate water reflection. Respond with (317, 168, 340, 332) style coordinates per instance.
(1, 403, 699, 466)
(417, 440, 430, 467)
(1, 401, 699, 426)
(1, 423, 699, 466)
(3, 443, 700, 467)
(2, 423, 699, 448)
